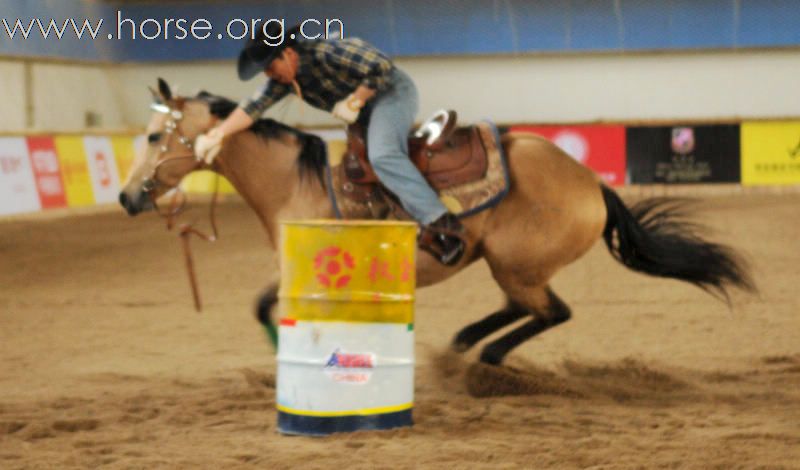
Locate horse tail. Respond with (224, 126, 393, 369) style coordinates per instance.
(600, 185, 755, 302)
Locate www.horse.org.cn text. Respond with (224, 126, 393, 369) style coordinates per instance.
(1, 13, 344, 43)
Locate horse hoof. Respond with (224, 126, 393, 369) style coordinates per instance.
(479, 348, 504, 366)
(451, 342, 470, 353)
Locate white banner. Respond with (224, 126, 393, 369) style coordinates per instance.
(83, 137, 121, 204)
(0, 138, 41, 216)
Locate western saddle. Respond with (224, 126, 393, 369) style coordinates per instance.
(341, 110, 489, 192)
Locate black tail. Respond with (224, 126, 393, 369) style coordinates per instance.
(600, 185, 755, 302)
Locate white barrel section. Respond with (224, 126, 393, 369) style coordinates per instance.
(276, 220, 417, 435)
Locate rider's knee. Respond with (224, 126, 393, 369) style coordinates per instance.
(366, 151, 404, 170)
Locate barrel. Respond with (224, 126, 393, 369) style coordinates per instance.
(276, 220, 417, 436)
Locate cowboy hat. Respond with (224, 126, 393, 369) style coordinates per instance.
(237, 22, 301, 81)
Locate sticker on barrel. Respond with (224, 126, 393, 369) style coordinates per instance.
(324, 348, 375, 384)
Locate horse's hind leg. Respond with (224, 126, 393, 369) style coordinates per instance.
(479, 286, 572, 365)
(451, 300, 527, 352)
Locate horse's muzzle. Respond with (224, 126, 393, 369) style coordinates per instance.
(119, 190, 151, 216)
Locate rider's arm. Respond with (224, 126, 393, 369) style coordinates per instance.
(214, 80, 291, 139)
(195, 81, 290, 163)
(237, 80, 291, 126)
(215, 107, 255, 137)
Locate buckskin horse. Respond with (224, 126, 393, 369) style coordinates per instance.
(119, 79, 755, 365)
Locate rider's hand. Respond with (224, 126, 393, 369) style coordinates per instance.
(194, 127, 224, 165)
(332, 94, 364, 124)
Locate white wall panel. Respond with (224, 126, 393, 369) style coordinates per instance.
(31, 63, 124, 130)
(6, 49, 800, 132)
(111, 49, 800, 129)
(0, 62, 27, 131)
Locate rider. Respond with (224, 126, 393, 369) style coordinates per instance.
(193, 21, 465, 266)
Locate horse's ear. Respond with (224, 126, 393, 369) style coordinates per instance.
(157, 78, 172, 101)
(148, 86, 162, 104)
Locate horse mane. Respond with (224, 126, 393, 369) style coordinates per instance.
(194, 91, 327, 184)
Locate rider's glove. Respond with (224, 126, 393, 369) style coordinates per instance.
(332, 94, 364, 124)
(194, 127, 224, 165)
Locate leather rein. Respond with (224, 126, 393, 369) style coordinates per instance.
(146, 100, 220, 312)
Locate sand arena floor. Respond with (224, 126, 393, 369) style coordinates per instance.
(0, 192, 799, 469)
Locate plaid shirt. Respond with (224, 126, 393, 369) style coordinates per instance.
(240, 38, 394, 119)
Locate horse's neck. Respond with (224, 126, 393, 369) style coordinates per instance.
(213, 132, 332, 247)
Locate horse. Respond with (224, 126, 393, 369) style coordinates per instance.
(119, 79, 755, 366)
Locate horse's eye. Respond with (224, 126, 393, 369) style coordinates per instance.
(148, 133, 162, 143)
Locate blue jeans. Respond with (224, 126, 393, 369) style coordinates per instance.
(364, 68, 447, 225)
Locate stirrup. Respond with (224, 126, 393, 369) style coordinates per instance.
(418, 226, 465, 266)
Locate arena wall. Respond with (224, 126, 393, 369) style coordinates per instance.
(3, 48, 799, 133)
(111, 49, 800, 128)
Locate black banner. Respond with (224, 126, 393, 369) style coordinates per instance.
(626, 125, 741, 184)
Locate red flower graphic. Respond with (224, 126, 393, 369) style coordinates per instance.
(313, 246, 355, 288)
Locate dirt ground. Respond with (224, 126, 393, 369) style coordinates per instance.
(1, 192, 799, 469)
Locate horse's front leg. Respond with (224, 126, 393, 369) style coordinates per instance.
(256, 283, 279, 348)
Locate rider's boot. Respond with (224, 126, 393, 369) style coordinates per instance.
(418, 212, 465, 266)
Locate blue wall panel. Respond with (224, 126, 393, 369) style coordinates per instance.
(739, 0, 800, 47)
(393, 0, 513, 55)
(668, 0, 736, 49)
(508, 1, 570, 52)
(620, 0, 671, 50)
(0, 0, 112, 60)
(570, 0, 623, 51)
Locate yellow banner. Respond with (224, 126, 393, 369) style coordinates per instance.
(741, 121, 800, 186)
(110, 136, 136, 184)
(54, 135, 94, 207)
(180, 170, 236, 194)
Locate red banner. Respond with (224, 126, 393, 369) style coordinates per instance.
(511, 125, 627, 186)
(26, 136, 67, 209)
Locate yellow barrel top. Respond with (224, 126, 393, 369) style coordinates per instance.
(279, 220, 417, 323)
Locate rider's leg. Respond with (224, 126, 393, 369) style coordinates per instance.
(366, 68, 445, 225)
(366, 68, 466, 265)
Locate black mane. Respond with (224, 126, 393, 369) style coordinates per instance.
(194, 91, 327, 184)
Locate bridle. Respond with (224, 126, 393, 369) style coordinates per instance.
(146, 99, 221, 312)
(144, 100, 202, 216)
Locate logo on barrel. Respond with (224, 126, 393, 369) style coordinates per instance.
(313, 246, 355, 288)
(324, 348, 374, 383)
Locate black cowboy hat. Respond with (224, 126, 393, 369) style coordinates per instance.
(237, 22, 301, 81)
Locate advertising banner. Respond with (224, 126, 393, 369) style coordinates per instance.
(55, 136, 95, 207)
(510, 125, 626, 186)
(83, 137, 121, 204)
(110, 135, 137, 185)
(626, 125, 740, 184)
(741, 121, 800, 186)
(0, 138, 41, 216)
(26, 136, 67, 209)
